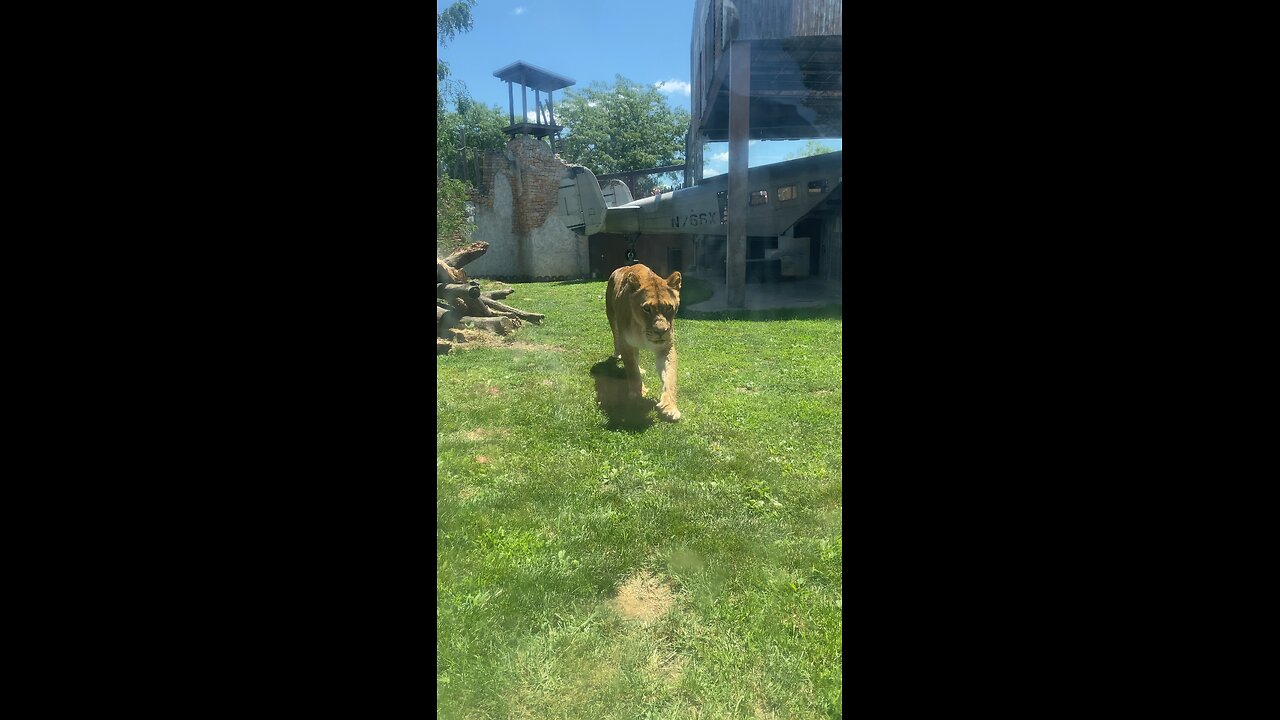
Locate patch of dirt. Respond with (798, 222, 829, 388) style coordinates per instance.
(450, 328, 512, 348)
(487, 387, 501, 396)
(448, 331, 564, 354)
(612, 570, 674, 621)
(506, 341, 564, 352)
(540, 379, 554, 387)
(458, 486, 478, 500)
(474, 455, 490, 464)
(464, 428, 510, 441)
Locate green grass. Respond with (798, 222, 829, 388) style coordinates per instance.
(438, 279, 842, 719)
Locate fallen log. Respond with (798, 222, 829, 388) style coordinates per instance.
(437, 257, 467, 284)
(437, 304, 466, 337)
(438, 282, 481, 309)
(436, 242, 540, 337)
(442, 241, 490, 270)
(480, 296, 544, 323)
(458, 315, 517, 335)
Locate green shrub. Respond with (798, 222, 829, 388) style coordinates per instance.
(437, 174, 475, 255)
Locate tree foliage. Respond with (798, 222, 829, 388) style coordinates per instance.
(784, 140, 836, 160)
(436, 1, 476, 116)
(436, 1, 479, 249)
(556, 76, 691, 195)
(437, 0, 475, 46)
(438, 99, 510, 184)
(437, 176, 475, 255)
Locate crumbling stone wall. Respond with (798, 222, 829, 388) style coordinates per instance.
(465, 135, 589, 281)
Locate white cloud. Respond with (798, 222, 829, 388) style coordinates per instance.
(703, 167, 723, 177)
(710, 151, 730, 162)
(653, 79, 691, 97)
(511, 6, 525, 15)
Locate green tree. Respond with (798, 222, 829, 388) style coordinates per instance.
(438, 98, 509, 183)
(784, 140, 836, 160)
(437, 0, 475, 45)
(437, 1, 477, 139)
(556, 75, 691, 196)
(436, 1, 478, 252)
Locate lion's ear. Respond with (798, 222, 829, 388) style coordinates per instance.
(665, 271, 682, 292)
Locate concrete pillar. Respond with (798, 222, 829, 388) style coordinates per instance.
(726, 40, 750, 308)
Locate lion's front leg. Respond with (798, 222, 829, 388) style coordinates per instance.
(620, 347, 645, 398)
(655, 344, 680, 421)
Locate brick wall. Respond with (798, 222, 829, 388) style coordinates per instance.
(472, 137, 565, 226)
(466, 136, 588, 280)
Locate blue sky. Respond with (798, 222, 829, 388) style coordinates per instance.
(437, 0, 840, 178)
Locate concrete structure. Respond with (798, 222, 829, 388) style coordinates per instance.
(459, 61, 586, 281)
(465, 136, 589, 281)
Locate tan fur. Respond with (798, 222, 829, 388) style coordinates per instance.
(605, 264, 683, 422)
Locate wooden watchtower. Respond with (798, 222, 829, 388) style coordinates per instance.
(493, 61, 575, 152)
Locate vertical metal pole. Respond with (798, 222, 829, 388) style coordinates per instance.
(507, 81, 515, 126)
(726, 41, 750, 308)
(547, 90, 557, 153)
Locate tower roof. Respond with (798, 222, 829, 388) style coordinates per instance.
(492, 61, 575, 93)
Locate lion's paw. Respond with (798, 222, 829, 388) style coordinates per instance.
(656, 403, 682, 422)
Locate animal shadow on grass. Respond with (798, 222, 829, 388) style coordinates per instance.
(590, 357, 656, 432)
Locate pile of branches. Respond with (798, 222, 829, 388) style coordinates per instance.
(437, 241, 544, 354)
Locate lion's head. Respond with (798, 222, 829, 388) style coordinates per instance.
(619, 266, 681, 346)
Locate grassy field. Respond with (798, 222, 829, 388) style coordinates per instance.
(437, 277, 842, 719)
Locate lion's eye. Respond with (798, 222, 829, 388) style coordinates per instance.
(643, 306, 652, 313)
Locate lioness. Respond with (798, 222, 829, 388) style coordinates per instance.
(605, 263, 682, 422)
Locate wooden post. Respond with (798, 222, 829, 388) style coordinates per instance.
(548, 90, 555, 124)
(521, 76, 528, 130)
(507, 81, 515, 126)
(535, 89, 542, 124)
(726, 40, 750, 308)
